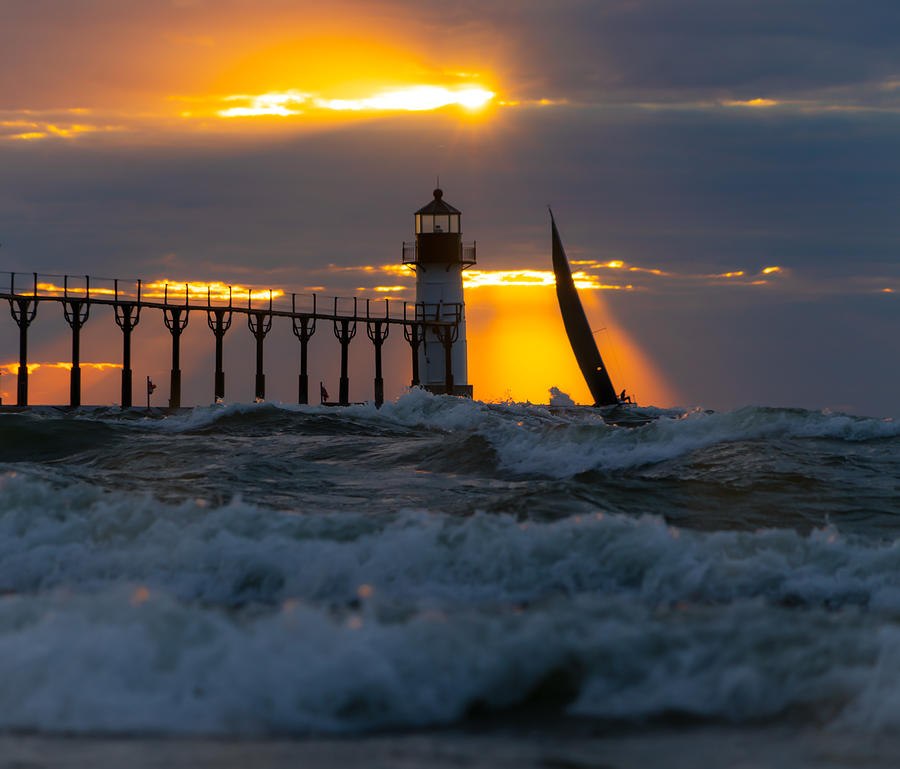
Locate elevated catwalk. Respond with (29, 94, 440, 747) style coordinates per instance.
(0, 272, 463, 408)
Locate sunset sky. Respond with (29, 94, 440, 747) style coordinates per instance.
(1, 0, 899, 412)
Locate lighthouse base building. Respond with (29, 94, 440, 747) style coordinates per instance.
(402, 188, 475, 398)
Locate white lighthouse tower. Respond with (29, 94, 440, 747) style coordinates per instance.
(402, 188, 475, 397)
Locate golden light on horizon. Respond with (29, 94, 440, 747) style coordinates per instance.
(464, 270, 555, 288)
(35, 282, 117, 297)
(466, 285, 675, 405)
(462, 269, 630, 291)
(0, 362, 122, 375)
(142, 280, 284, 303)
(26, 280, 284, 303)
(370, 261, 785, 296)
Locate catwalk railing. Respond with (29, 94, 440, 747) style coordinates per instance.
(1, 272, 462, 408)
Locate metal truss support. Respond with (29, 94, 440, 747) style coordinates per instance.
(403, 301, 423, 388)
(206, 286, 233, 402)
(163, 305, 189, 409)
(247, 299, 273, 401)
(113, 279, 141, 409)
(291, 294, 316, 405)
(332, 297, 358, 406)
(8, 273, 38, 407)
(433, 321, 459, 395)
(367, 318, 390, 407)
(62, 276, 91, 408)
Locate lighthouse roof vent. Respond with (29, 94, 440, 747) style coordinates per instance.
(415, 188, 461, 215)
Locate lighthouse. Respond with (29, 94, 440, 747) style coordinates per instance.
(402, 188, 475, 397)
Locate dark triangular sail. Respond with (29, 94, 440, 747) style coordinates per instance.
(551, 211, 620, 406)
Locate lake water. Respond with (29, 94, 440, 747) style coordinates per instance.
(1, 390, 899, 767)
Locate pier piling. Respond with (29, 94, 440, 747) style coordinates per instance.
(366, 299, 390, 407)
(291, 294, 316, 405)
(8, 273, 38, 407)
(62, 276, 91, 407)
(207, 309, 232, 402)
(333, 297, 357, 406)
(247, 290, 273, 401)
(403, 303, 423, 388)
(436, 324, 458, 394)
(163, 284, 189, 408)
(206, 286, 233, 402)
(114, 279, 142, 409)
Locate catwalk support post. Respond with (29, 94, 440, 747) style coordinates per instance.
(163, 284, 189, 409)
(332, 296, 357, 406)
(247, 290, 273, 401)
(62, 275, 91, 408)
(402, 301, 423, 387)
(366, 298, 390, 407)
(8, 272, 38, 407)
(291, 294, 316, 405)
(433, 304, 459, 395)
(113, 279, 142, 409)
(206, 286, 233, 402)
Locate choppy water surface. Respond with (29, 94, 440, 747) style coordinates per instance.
(1, 390, 900, 762)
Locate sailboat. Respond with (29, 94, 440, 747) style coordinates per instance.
(551, 210, 631, 408)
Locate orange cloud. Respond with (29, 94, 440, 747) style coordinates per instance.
(0, 362, 122, 375)
(721, 98, 778, 108)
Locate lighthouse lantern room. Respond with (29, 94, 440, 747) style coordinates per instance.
(402, 188, 475, 397)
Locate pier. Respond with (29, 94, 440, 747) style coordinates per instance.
(1, 272, 462, 408)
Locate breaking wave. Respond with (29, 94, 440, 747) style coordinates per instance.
(6, 392, 897, 470)
(38, 390, 897, 477)
(1, 470, 900, 735)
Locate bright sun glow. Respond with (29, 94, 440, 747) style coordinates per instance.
(318, 86, 494, 112)
(218, 86, 495, 117)
(462, 269, 630, 291)
(219, 90, 310, 117)
(466, 285, 676, 405)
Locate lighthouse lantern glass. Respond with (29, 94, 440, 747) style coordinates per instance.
(415, 212, 460, 234)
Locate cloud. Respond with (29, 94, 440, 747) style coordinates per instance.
(4, 0, 900, 139)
